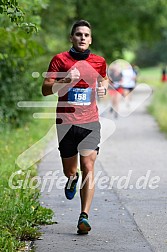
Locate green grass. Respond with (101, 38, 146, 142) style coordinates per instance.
(0, 114, 55, 251)
(148, 84, 167, 134)
(138, 65, 167, 134)
(138, 65, 162, 87)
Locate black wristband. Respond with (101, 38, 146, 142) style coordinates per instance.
(104, 87, 107, 95)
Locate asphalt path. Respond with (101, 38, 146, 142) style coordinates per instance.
(34, 84, 167, 252)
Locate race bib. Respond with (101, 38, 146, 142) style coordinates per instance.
(68, 87, 92, 105)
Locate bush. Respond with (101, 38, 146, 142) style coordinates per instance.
(0, 118, 55, 251)
(148, 84, 167, 133)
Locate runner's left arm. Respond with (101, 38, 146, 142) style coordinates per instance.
(97, 76, 109, 98)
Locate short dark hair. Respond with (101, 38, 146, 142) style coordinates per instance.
(70, 20, 91, 35)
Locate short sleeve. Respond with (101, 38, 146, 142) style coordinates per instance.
(46, 55, 63, 79)
(100, 59, 107, 78)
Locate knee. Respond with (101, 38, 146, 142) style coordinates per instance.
(81, 162, 94, 175)
(63, 169, 76, 178)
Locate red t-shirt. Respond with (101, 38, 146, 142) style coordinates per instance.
(47, 51, 106, 124)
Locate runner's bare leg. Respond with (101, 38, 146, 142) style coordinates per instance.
(62, 154, 78, 178)
(62, 151, 97, 214)
(79, 150, 97, 214)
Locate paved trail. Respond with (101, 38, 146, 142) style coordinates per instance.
(34, 85, 167, 252)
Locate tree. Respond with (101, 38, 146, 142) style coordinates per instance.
(74, 0, 167, 62)
(0, 0, 23, 22)
(0, 0, 49, 127)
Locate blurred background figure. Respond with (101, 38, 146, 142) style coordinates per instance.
(121, 62, 137, 107)
(107, 62, 124, 118)
(161, 65, 167, 82)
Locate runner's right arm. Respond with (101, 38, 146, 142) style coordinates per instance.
(42, 68, 80, 96)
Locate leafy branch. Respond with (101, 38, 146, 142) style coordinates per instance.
(0, 0, 37, 32)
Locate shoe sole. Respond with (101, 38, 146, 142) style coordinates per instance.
(77, 219, 91, 235)
(77, 229, 89, 235)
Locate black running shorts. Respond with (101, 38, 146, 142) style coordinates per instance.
(56, 121, 101, 158)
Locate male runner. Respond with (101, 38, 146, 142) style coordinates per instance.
(42, 20, 108, 234)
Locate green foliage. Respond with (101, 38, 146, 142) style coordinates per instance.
(40, 0, 76, 53)
(0, 181, 54, 251)
(138, 66, 162, 87)
(140, 66, 167, 134)
(0, 118, 55, 251)
(0, 28, 43, 126)
(0, 0, 49, 31)
(0, 0, 24, 23)
(74, 0, 167, 62)
(135, 40, 167, 67)
(148, 84, 167, 133)
(0, 0, 49, 127)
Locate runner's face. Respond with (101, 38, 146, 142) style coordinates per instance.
(70, 26, 92, 52)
